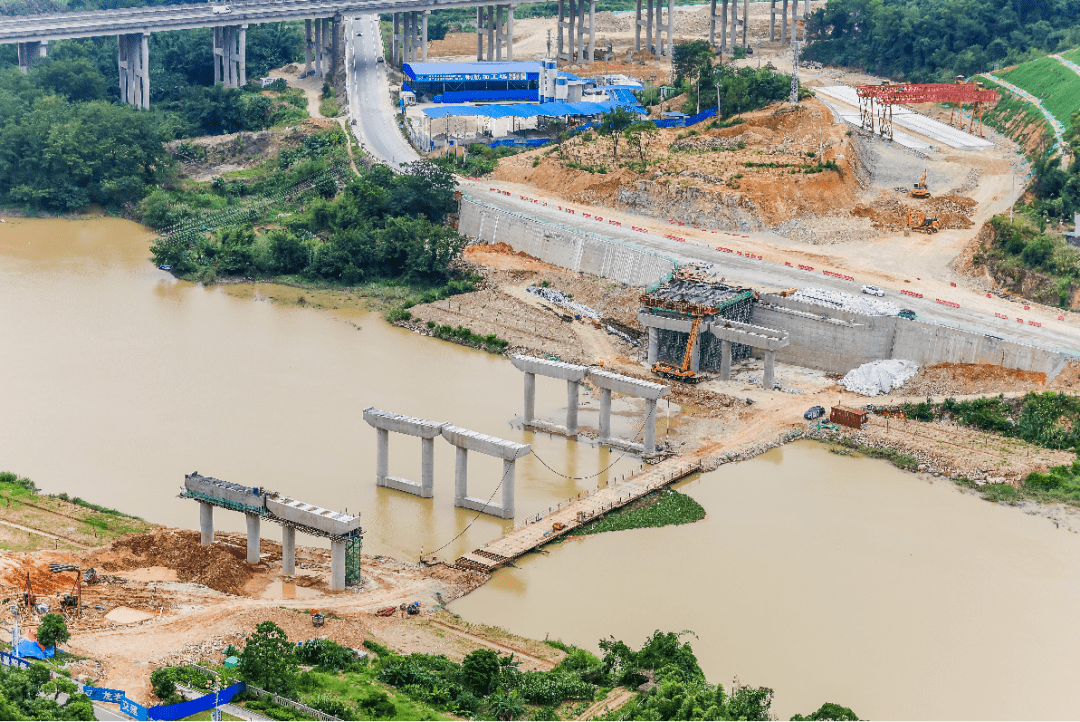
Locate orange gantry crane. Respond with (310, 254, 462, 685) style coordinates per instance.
(856, 79, 998, 140)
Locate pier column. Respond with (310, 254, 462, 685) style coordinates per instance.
(599, 388, 612, 439)
(376, 428, 389, 486)
(305, 19, 312, 74)
(17, 41, 46, 74)
(557, 0, 565, 58)
(421, 437, 435, 498)
(494, 5, 504, 61)
(523, 372, 536, 424)
(763, 350, 775, 390)
(566, 381, 579, 435)
(330, 539, 345, 591)
(487, 4, 496, 61)
(506, 5, 514, 60)
(720, 339, 731, 380)
(502, 459, 516, 519)
(689, 331, 701, 373)
(648, 327, 659, 364)
(634, 0, 641, 51)
(781, 0, 787, 44)
(587, 0, 595, 61)
(315, 17, 323, 76)
(476, 7, 483, 60)
(770, 0, 776, 41)
(281, 526, 295, 576)
(238, 24, 247, 87)
(394, 12, 401, 65)
(245, 513, 261, 564)
(790, 0, 796, 45)
(454, 446, 468, 505)
(644, 399, 657, 454)
(665, 0, 673, 55)
(199, 502, 214, 545)
(422, 9, 430, 61)
(645, 0, 653, 54)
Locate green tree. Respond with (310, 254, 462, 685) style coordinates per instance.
(624, 120, 658, 163)
(237, 621, 298, 695)
(673, 39, 714, 84)
(36, 614, 70, 649)
(43, 675, 77, 701)
(30, 57, 107, 101)
(598, 107, 638, 163)
(488, 688, 525, 721)
(150, 667, 176, 702)
(791, 701, 860, 720)
(462, 648, 501, 694)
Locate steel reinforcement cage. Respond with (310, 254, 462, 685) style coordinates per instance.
(345, 536, 363, 586)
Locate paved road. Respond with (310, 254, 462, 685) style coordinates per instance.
(341, 49, 1080, 359)
(345, 14, 421, 170)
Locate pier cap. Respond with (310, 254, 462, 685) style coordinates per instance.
(363, 407, 448, 438)
(586, 369, 669, 400)
(441, 425, 531, 459)
(510, 354, 588, 381)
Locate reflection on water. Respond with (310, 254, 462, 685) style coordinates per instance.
(451, 442, 1080, 721)
(0, 218, 639, 562)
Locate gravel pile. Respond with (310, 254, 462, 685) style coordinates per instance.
(840, 360, 920, 396)
(793, 286, 901, 315)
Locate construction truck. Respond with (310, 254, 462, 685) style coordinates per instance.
(907, 209, 940, 234)
(651, 316, 704, 384)
(911, 169, 930, 198)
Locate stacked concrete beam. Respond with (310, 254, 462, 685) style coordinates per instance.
(586, 369, 669, 454)
(510, 355, 588, 437)
(441, 425, 530, 519)
(362, 407, 447, 498)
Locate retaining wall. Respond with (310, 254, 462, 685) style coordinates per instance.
(753, 295, 1071, 379)
(458, 195, 676, 287)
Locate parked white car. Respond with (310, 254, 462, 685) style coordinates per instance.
(861, 284, 885, 297)
(211, 5, 231, 13)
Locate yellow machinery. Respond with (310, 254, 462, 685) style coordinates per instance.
(911, 169, 928, 197)
(651, 316, 704, 384)
(907, 209, 940, 234)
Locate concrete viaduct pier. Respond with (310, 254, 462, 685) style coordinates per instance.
(442, 425, 530, 519)
(363, 407, 446, 498)
(183, 472, 362, 591)
(509, 355, 670, 455)
(634, 0, 672, 57)
(638, 311, 790, 390)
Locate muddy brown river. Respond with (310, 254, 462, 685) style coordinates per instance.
(4, 218, 1080, 719)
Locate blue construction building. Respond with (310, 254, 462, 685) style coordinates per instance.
(403, 61, 589, 103)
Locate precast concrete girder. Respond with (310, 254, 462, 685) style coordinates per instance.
(364, 407, 447, 499)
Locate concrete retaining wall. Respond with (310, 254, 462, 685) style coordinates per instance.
(459, 195, 675, 287)
(753, 295, 1071, 379)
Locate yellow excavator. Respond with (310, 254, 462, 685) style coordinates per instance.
(651, 316, 704, 384)
(907, 208, 940, 234)
(911, 169, 930, 198)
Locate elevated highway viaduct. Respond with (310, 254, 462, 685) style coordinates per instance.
(4, 0, 811, 107)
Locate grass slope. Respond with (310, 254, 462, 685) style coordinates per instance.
(998, 56, 1080, 129)
(1063, 48, 1080, 64)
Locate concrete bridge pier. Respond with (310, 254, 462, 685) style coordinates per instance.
(364, 408, 447, 498)
(117, 33, 149, 108)
(17, 41, 47, 73)
(720, 339, 732, 380)
(648, 327, 659, 364)
(558, 0, 596, 61)
(199, 501, 214, 545)
(763, 350, 776, 390)
(588, 369, 669, 455)
(314, 18, 323, 76)
(305, 19, 312, 75)
(633, 0, 670, 56)
(780, 0, 787, 44)
(330, 540, 345, 591)
(511, 356, 588, 437)
(422, 10, 430, 61)
(213, 25, 245, 88)
(442, 425, 530, 519)
(281, 526, 296, 576)
(393, 12, 401, 65)
(245, 513, 261, 564)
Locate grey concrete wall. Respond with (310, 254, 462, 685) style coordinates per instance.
(459, 195, 675, 287)
(752, 295, 1071, 379)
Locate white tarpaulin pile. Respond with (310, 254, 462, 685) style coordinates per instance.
(793, 287, 901, 316)
(841, 360, 920, 396)
(526, 286, 601, 319)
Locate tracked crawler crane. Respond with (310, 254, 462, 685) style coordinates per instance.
(652, 315, 704, 384)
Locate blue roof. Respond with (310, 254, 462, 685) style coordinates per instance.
(558, 71, 583, 81)
(404, 61, 539, 80)
(422, 101, 646, 119)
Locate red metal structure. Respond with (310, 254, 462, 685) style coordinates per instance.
(856, 80, 998, 140)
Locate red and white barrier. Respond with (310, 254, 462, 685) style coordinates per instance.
(936, 299, 960, 308)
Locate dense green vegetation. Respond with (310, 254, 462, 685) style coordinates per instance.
(1024, 458, 1080, 503)
(975, 213, 1080, 307)
(571, 489, 706, 536)
(901, 392, 1080, 451)
(998, 56, 1080, 129)
(150, 152, 474, 296)
(670, 40, 803, 116)
(0, 662, 94, 720)
(802, 0, 1080, 81)
(190, 620, 856, 721)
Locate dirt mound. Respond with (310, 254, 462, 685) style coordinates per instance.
(850, 194, 975, 232)
(897, 362, 1046, 397)
(91, 529, 258, 596)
